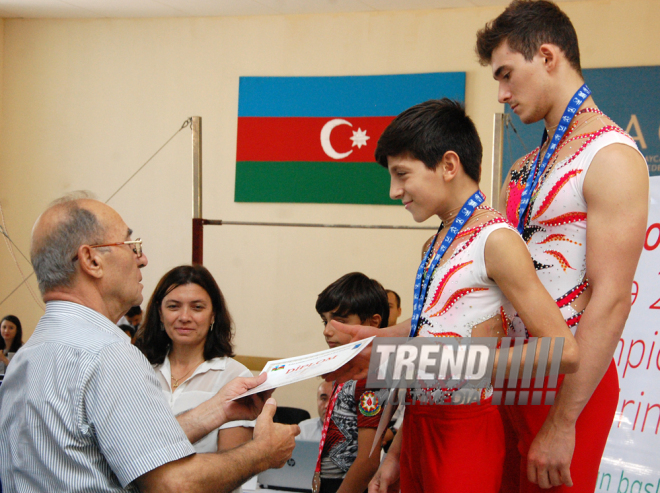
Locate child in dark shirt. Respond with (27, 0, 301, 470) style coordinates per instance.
(315, 272, 390, 493)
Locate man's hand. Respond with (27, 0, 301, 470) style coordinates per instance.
(323, 320, 411, 383)
(253, 398, 300, 469)
(178, 373, 274, 444)
(138, 397, 300, 492)
(526, 418, 575, 489)
(216, 373, 274, 424)
(368, 453, 400, 493)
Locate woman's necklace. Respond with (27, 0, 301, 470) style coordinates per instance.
(170, 359, 203, 389)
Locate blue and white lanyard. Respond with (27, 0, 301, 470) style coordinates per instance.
(516, 83, 591, 234)
(409, 190, 485, 337)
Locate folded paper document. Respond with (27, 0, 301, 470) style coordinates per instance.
(232, 336, 375, 400)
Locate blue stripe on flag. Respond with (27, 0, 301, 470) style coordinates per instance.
(238, 73, 465, 117)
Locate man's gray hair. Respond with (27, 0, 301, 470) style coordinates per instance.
(32, 192, 106, 294)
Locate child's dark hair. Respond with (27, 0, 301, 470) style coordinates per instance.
(316, 272, 389, 329)
(374, 98, 482, 183)
(475, 0, 582, 75)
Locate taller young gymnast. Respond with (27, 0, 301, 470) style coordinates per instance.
(359, 99, 579, 493)
(476, 1, 648, 490)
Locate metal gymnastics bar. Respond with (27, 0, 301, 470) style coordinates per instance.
(190, 114, 506, 265)
(204, 220, 437, 230)
(491, 113, 506, 208)
(194, 220, 437, 263)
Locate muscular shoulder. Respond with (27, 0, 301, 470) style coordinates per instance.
(583, 142, 648, 205)
(483, 225, 526, 263)
(484, 225, 530, 282)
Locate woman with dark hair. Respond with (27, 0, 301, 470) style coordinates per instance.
(0, 315, 23, 374)
(134, 265, 254, 466)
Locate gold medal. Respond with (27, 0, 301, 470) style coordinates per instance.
(312, 471, 321, 493)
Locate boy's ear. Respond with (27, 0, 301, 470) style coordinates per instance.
(441, 151, 461, 181)
(538, 43, 558, 72)
(367, 314, 382, 328)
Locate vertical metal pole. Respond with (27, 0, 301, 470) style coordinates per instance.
(192, 116, 202, 219)
(491, 113, 505, 209)
(192, 116, 203, 265)
(192, 218, 204, 265)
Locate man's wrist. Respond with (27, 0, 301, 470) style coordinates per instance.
(384, 449, 400, 463)
(195, 393, 229, 432)
(546, 405, 578, 430)
(211, 395, 229, 429)
(245, 436, 271, 471)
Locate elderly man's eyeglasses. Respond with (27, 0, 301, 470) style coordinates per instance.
(72, 239, 143, 262)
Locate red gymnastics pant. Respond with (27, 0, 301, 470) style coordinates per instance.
(498, 360, 619, 493)
(399, 398, 505, 493)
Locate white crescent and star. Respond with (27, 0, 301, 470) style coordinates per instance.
(320, 118, 370, 160)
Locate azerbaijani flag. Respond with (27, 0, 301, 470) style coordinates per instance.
(235, 73, 465, 204)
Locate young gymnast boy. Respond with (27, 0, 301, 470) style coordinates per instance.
(314, 272, 390, 493)
(333, 98, 579, 493)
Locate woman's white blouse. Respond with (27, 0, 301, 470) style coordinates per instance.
(154, 355, 255, 453)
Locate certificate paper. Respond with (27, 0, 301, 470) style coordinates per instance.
(232, 336, 376, 400)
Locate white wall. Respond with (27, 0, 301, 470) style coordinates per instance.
(1, 0, 659, 414)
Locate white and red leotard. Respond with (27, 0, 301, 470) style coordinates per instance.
(400, 209, 521, 493)
(501, 112, 643, 493)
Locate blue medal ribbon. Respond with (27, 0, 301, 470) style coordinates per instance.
(516, 83, 591, 234)
(409, 190, 485, 338)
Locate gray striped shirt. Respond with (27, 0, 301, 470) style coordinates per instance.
(0, 301, 195, 492)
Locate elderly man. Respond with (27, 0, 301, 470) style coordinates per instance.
(0, 194, 298, 493)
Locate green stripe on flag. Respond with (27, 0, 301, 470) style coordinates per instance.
(235, 161, 399, 205)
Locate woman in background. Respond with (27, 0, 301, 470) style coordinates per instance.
(0, 315, 23, 374)
(134, 265, 254, 462)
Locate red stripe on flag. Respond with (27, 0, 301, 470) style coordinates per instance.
(236, 116, 394, 163)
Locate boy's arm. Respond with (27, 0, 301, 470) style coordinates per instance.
(324, 319, 411, 383)
(337, 427, 382, 493)
(369, 428, 402, 493)
(484, 227, 580, 377)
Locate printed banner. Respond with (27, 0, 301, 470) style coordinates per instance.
(235, 73, 465, 204)
(597, 175, 660, 493)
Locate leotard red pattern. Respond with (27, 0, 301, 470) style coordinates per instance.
(400, 208, 522, 493)
(501, 113, 642, 492)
